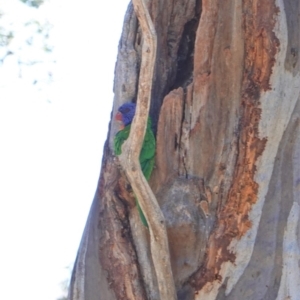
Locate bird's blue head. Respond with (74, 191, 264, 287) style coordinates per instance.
(115, 102, 136, 126)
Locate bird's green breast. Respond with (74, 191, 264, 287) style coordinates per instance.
(114, 119, 156, 180)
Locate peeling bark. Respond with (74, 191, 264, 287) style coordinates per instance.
(117, 0, 177, 299)
(69, 0, 300, 299)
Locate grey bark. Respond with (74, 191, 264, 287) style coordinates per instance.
(69, 0, 300, 299)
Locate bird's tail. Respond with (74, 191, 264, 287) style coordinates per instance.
(135, 197, 148, 228)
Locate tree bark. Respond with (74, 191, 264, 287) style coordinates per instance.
(69, 0, 300, 299)
(117, 0, 176, 299)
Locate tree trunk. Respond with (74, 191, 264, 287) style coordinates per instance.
(68, 0, 300, 299)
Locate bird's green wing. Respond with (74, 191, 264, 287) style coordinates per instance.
(138, 120, 155, 226)
(140, 120, 156, 180)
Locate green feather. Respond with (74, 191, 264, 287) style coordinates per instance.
(114, 118, 155, 227)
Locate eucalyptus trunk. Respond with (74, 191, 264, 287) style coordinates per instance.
(68, 0, 300, 299)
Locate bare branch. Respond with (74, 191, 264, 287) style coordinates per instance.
(118, 0, 177, 299)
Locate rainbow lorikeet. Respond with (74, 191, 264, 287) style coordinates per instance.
(114, 102, 156, 227)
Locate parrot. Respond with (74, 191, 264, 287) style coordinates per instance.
(114, 102, 156, 227)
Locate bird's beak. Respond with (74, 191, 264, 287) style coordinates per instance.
(115, 112, 124, 130)
(115, 111, 123, 122)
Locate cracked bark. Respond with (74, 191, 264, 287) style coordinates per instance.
(69, 0, 300, 299)
(117, 0, 177, 299)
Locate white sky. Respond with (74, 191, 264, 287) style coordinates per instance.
(0, 0, 129, 299)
